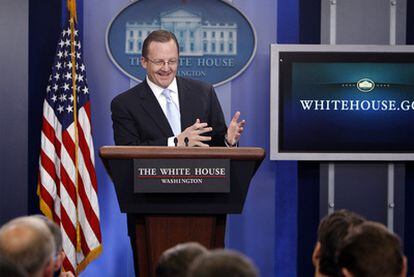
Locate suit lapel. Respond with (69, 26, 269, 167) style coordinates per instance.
(137, 81, 174, 137)
(177, 77, 194, 130)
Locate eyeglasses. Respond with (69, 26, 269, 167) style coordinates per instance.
(145, 57, 178, 67)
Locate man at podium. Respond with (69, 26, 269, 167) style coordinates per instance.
(111, 30, 244, 147)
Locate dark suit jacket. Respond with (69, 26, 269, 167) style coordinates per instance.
(111, 77, 227, 146)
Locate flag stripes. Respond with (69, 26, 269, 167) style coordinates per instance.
(38, 17, 102, 275)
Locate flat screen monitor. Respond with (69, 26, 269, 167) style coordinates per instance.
(270, 44, 414, 160)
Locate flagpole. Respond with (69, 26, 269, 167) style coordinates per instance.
(67, 0, 81, 260)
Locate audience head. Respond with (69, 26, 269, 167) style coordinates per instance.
(155, 242, 208, 277)
(0, 254, 28, 277)
(188, 249, 259, 277)
(0, 216, 55, 277)
(33, 215, 65, 273)
(313, 209, 365, 277)
(337, 221, 406, 277)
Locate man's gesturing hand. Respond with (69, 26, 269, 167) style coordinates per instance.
(226, 111, 245, 146)
(176, 119, 212, 147)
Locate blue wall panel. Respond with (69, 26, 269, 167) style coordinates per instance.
(28, 0, 62, 217)
(275, 0, 300, 275)
(0, 0, 29, 224)
(227, 1, 277, 276)
(276, 0, 321, 275)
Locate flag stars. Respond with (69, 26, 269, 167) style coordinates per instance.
(59, 94, 67, 102)
(45, 21, 92, 126)
(66, 105, 73, 113)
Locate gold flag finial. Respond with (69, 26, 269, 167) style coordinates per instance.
(67, 0, 77, 23)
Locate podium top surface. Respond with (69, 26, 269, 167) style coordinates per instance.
(99, 146, 265, 161)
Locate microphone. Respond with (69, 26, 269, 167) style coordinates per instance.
(174, 137, 178, 147)
(184, 137, 189, 147)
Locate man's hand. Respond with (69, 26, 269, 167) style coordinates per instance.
(226, 111, 245, 146)
(176, 119, 212, 147)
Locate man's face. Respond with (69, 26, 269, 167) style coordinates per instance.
(141, 39, 179, 88)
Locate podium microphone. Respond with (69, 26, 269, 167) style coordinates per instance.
(184, 137, 189, 147)
(174, 137, 178, 147)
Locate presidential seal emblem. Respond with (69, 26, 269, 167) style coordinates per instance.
(106, 0, 256, 86)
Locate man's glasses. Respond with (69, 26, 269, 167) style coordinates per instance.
(145, 57, 178, 67)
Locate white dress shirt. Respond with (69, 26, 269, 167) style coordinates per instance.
(146, 76, 180, 146)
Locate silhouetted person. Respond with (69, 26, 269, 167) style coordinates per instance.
(312, 210, 365, 277)
(155, 242, 208, 277)
(34, 215, 74, 277)
(0, 254, 28, 277)
(0, 216, 55, 277)
(188, 249, 259, 277)
(337, 221, 407, 277)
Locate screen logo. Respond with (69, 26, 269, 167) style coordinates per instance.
(106, 0, 257, 86)
(357, 78, 375, 92)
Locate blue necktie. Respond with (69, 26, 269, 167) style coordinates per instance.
(162, 89, 181, 136)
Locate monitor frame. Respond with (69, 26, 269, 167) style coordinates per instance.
(270, 44, 414, 161)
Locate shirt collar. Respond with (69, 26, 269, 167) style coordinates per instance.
(146, 76, 178, 99)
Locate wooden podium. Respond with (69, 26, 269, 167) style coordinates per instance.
(99, 146, 265, 277)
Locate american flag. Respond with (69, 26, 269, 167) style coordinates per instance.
(38, 17, 102, 274)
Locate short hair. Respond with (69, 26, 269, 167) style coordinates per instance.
(0, 254, 28, 277)
(155, 242, 208, 277)
(188, 249, 259, 277)
(141, 30, 179, 58)
(337, 221, 404, 277)
(317, 210, 365, 276)
(0, 216, 55, 275)
(33, 215, 62, 253)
